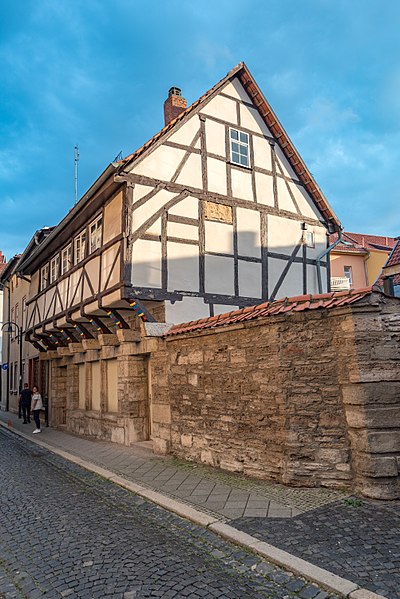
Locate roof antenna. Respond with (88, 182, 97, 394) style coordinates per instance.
(74, 144, 80, 204)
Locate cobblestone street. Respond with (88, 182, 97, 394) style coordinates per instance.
(233, 500, 400, 599)
(0, 429, 340, 599)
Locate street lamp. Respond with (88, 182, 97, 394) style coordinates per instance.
(1, 321, 23, 412)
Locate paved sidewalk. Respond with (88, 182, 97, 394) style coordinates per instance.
(0, 411, 345, 521)
(1, 411, 397, 599)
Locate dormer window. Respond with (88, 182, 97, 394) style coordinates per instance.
(89, 216, 102, 254)
(229, 128, 250, 167)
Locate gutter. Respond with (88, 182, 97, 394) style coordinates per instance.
(316, 228, 343, 294)
(18, 162, 120, 274)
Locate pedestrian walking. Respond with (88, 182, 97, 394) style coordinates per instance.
(31, 386, 43, 434)
(20, 383, 32, 424)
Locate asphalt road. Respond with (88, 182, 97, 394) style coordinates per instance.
(0, 429, 338, 599)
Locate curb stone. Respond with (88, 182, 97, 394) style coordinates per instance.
(0, 420, 388, 599)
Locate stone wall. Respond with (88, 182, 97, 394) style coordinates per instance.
(42, 292, 400, 499)
(151, 293, 400, 499)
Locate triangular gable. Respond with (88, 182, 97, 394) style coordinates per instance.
(120, 62, 340, 230)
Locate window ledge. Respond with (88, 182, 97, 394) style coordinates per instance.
(228, 161, 252, 171)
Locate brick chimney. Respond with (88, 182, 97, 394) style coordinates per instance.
(164, 87, 187, 126)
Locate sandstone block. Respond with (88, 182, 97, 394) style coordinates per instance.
(180, 434, 193, 448)
(346, 405, 400, 429)
(201, 450, 215, 465)
(342, 382, 400, 405)
(358, 476, 400, 500)
(188, 373, 198, 386)
(357, 455, 398, 478)
(153, 437, 170, 455)
(152, 404, 171, 425)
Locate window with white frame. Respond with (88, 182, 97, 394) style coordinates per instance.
(50, 255, 59, 284)
(306, 231, 315, 248)
(89, 216, 102, 254)
(74, 230, 87, 265)
(61, 244, 72, 275)
(344, 266, 353, 286)
(40, 264, 49, 291)
(229, 128, 250, 167)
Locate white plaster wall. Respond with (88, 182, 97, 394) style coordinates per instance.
(101, 245, 119, 291)
(223, 79, 252, 103)
(205, 221, 233, 254)
(167, 242, 199, 292)
(168, 196, 199, 220)
(306, 226, 328, 260)
(274, 145, 298, 179)
(167, 221, 198, 241)
(59, 278, 68, 310)
(133, 184, 155, 203)
(231, 168, 253, 201)
(176, 153, 202, 189)
(268, 259, 303, 300)
(205, 255, 234, 295)
(201, 95, 237, 125)
(255, 172, 274, 206)
(207, 158, 227, 195)
(240, 104, 272, 137)
(131, 239, 162, 288)
(289, 182, 323, 220)
(268, 215, 302, 255)
(236, 208, 261, 257)
(277, 177, 297, 213)
(132, 145, 185, 181)
(238, 261, 262, 298)
(253, 135, 273, 171)
(168, 115, 200, 146)
(213, 303, 239, 316)
(165, 297, 209, 324)
(307, 264, 328, 294)
(132, 189, 176, 234)
(205, 119, 226, 156)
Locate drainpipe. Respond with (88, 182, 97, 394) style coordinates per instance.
(316, 228, 343, 294)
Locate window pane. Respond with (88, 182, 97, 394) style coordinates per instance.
(240, 154, 249, 166)
(239, 132, 248, 143)
(239, 145, 248, 157)
(231, 152, 240, 164)
(230, 129, 238, 140)
(231, 142, 239, 153)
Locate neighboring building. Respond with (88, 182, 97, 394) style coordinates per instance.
(0, 230, 53, 413)
(0, 251, 7, 405)
(14, 62, 341, 444)
(329, 231, 396, 291)
(381, 239, 400, 296)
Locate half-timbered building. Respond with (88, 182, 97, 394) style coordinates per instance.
(16, 63, 342, 444)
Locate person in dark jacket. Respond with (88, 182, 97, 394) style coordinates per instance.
(20, 384, 33, 424)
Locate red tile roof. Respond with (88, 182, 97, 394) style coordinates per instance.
(385, 240, 400, 268)
(165, 287, 377, 337)
(120, 62, 340, 230)
(330, 231, 397, 254)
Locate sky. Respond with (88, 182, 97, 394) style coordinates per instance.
(1, 0, 399, 259)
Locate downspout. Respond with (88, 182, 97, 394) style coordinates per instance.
(316, 228, 343, 294)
